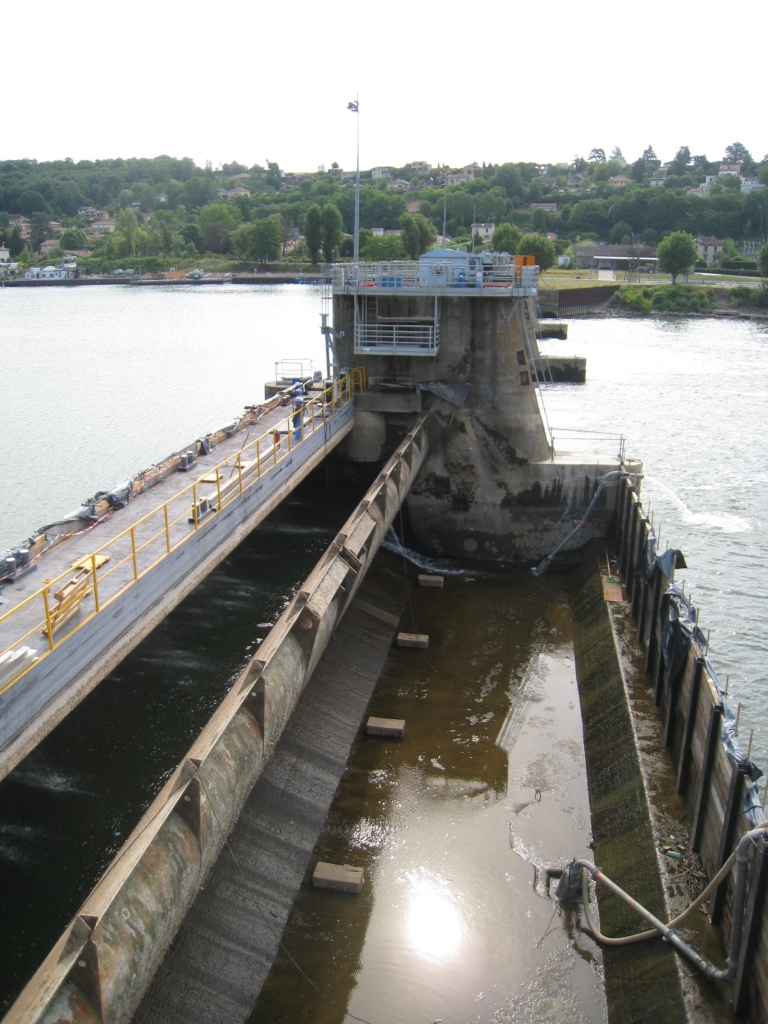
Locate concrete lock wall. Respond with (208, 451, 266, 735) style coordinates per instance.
(6, 404, 448, 1024)
(333, 292, 628, 562)
(0, 405, 354, 783)
(613, 476, 768, 1021)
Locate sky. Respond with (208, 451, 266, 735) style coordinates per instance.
(4, 2, 765, 174)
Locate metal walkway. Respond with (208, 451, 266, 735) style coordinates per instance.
(0, 371, 363, 780)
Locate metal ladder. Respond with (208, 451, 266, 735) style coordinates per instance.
(521, 296, 555, 389)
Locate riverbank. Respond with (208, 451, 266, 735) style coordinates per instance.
(1, 271, 321, 287)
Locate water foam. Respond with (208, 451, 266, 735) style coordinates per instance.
(644, 477, 751, 534)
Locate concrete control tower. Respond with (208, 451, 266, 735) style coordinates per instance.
(328, 248, 637, 563)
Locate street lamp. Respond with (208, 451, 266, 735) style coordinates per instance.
(347, 96, 360, 269)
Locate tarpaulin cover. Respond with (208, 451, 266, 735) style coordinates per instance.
(659, 583, 763, 824)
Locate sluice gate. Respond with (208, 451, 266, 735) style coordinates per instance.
(6, 403, 451, 1024)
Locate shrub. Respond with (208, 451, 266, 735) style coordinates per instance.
(728, 284, 768, 310)
(616, 287, 652, 313)
(729, 286, 754, 308)
(650, 285, 712, 313)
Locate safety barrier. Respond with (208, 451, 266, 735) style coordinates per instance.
(328, 260, 539, 294)
(0, 368, 366, 702)
(613, 472, 768, 1017)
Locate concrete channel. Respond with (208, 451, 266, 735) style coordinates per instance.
(5, 403, 452, 1024)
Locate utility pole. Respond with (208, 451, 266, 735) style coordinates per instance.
(347, 96, 360, 269)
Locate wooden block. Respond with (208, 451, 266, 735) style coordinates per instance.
(418, 574, 444, 588)
(603, 580, 623, 603)
(71, 554, 110, 571)
(367, 716, 406, 738)
(312, 861, 364, 893)
(397, 632, 429, 649)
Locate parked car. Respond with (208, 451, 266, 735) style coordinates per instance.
(112, 268, 124, 275)
(124, 269, 135, 276)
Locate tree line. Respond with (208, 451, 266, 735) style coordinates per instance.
(1, 144, 766, 266)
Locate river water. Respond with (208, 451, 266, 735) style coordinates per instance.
(0, 286, 766, 1014)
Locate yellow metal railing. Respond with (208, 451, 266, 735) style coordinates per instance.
(0, 368, 366, 699)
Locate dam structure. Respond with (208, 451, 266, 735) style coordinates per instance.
(1, 250, 656, 1024)
(328, 249, 634, 560)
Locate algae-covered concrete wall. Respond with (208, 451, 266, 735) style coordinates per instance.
(614, 477, 768, 1021)
(569, 544, 686, 1024)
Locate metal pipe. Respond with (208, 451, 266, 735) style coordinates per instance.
(532, 471, 622, 576)
(571, 823, 768, 983)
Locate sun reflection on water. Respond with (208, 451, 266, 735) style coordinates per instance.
(406, 878, 463, 961)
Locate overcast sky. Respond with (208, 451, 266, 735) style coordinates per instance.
(5, 2, 764, 173)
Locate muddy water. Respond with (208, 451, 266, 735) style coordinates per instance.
(250, 571, 606, 1024)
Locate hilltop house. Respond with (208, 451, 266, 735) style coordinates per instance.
(567, 173, 584, 189)
(741, 178, 765, 194)
(39, 239, 60, 256)
(445, 171, 474, 184)
(408, 161, 430, 175)
(0, 245, 9, 262)
(371, 167, 391, 180)
(695, 236, 724, 265)
(471, 222, 495, 246)
(609, 175, 631, 186)
(386, 178, 410, 190)
(719, 163, 741, 176)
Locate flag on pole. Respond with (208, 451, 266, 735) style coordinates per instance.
(347, 100, 359, 112)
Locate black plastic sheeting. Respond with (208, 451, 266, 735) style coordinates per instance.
(639, 542, 764, 825)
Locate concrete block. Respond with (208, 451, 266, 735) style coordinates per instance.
(397, 632, 429, 649)
(312, 861, 364, 893)
(418, 574, 444, 588)
(367, 716, 406, 738)
(602, 579, 623, 603)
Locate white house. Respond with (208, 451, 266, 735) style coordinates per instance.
(371, 167, 391, 180)
(719, 163, 741, 176)
(741, 178, 765, 195)
(445, 171, 474, 184)
(695, 236, 724, 265)
(471, 222, 495, 246)
(0, 245, 9, 262)
(408, 161, 430, 175)
(650, 173, 666, 187)
(24, 264, 73, 280)
(386, 178, 410, 190)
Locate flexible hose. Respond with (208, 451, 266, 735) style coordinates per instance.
(579, 820, 768, 945)
(575, 822, 768, 982)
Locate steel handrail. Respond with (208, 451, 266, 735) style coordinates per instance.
(0, 368, 365, 699)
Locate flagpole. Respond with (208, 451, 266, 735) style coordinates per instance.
(353, 93, 360, 268)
